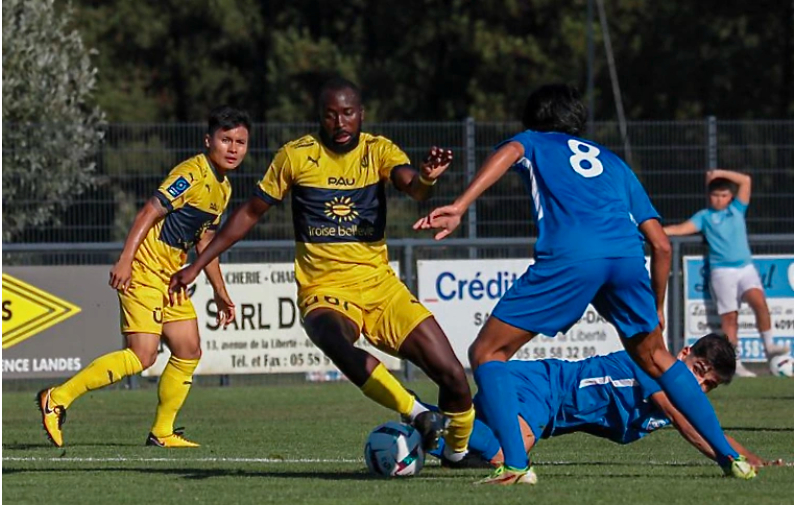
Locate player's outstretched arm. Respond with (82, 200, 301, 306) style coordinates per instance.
(169, 196, 270, 304)
(638, 219, 671, 329)
(195, 229, 235, 327)
(392, 146, 453, 202)
(651, 391, 769, 469)
(413, 142, 523, 240)
(663, 220, 699, 237)
(707, 169, 751, 204)
(110, 197, 167, 292)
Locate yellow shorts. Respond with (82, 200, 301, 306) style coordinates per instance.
(118, 266, 196, 335)
(298, 269, 431, 356)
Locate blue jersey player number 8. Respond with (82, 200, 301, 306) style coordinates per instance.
(414, 84, 755, 483)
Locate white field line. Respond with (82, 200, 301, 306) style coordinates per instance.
(4, 456, 792, 467)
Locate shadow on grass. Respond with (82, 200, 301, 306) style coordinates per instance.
(1, 465, 725, 481)
(3, 442, 143, 450)
(0, 466, 401, 481)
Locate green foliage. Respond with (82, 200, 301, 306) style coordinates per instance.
(2, 0, 105, 240)
(69, 0, 792, 123)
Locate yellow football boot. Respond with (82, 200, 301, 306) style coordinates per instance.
(146, 429, 200, 448)
(36, 388, 66, 447)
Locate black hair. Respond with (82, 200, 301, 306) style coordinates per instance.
(521, 84, 588, 136)
(317, 77, 362, 111)
(207, 106, 251, 136)
(707, 177, 738, 195)
(690, 333, 737, 384)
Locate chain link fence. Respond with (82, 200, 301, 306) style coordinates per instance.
(4, 119, 792, 244)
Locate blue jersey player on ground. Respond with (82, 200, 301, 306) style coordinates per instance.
(414, 84, 756, 484)
(425, 334, 780, 477)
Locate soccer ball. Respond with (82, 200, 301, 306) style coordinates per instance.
(364, 421, 425, 477)
(768, 354, 794, 377)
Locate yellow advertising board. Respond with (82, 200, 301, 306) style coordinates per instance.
(2, 274, 82, 349)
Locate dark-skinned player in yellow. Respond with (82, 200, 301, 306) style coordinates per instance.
(37, 106, 250, 448)
(169, 78, 475, 464)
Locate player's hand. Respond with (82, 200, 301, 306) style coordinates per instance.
(168, 266, 199, 306)
(419, 146, 453, 183)
(213, 291, 236, 328)
(412, 204, 464, 240)
(109, 260, 133, 292)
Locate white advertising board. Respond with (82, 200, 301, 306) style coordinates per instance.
(143, 262, 402, 376)
(683, 255, 794, 362)
(417, 258, 666, 366)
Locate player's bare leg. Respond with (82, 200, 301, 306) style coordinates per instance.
(743, 288, 789, 358)
(720, 311, 755, 377)
(469, 317, 537, 484)
(303, 309, 444, 448)
(146, 320, 202, 448)
(399, 317, 474, 463)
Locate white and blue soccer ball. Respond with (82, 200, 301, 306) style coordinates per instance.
(769, 354, 794, 377)
(364, 421, 425, 477)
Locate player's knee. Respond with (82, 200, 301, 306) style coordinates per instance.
(435, 363, 470, 399)
(134, 349, 158, 370)
(468, 340, 488, 369)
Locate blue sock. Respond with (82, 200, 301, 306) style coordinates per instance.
(657, 360, 738, 466)
(427, 410, 500, 462)
(470, 417, 501, 461)
(474, 361, 528, 469)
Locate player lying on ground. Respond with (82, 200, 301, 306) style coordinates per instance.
(415, 84, 756, 483)
(664, 169, 790, 377)
(169, 78, 474, 462)
(426, 334, 784, 479)
(37, 106, 249, 448)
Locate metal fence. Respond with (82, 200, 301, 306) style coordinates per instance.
(4, 119, 792, 244)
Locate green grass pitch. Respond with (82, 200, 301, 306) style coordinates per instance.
(3, 377, 793, 504)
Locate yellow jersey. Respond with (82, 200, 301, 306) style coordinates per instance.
(135, 154, 232, 284)
(256, 132, 411, 291)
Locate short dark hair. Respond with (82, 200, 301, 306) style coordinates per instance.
(690, 333, 736, 384)
(522, 84, 588, 136)
(317, 77, 362, 110)
(707, 177, 738, 195)
(207, 106, 251, 136)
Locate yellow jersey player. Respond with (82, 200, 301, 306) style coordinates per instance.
(37, 106, 250, 448)
(169, 78, 475, 464)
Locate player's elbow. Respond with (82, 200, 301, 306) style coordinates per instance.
(652, 238, 672, 260)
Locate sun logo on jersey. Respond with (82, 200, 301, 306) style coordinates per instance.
(324, 196, 359, 222)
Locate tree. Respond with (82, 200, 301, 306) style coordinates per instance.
(2, 0, 105, 241)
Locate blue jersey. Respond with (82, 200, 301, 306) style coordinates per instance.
(506, 130, 659, 264)
(690, 199, 752, 268)
(506, 352, 670, 444)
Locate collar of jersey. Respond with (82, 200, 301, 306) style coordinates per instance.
(202, 153, 226, 183)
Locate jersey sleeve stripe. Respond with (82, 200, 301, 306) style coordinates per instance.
(254, 186, 282, 205)
(154, 191, 174, 212)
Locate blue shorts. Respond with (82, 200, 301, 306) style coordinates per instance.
(474, 359, 569, 440)
(491, 257, 658, 339)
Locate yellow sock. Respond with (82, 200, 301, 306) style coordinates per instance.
(441, 405, 475, 453)
(360, 363, 414, 418)
(150, 356, 199, 438)
(50, 348, 143, 409)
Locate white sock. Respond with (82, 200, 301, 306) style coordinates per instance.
(442, 444, 467, 462)
(408, 397, 429, 422)
(760, 330, 775, 349)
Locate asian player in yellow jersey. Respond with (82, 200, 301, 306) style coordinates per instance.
(169, 78, 475, 464)
(37, 106, 250, 448)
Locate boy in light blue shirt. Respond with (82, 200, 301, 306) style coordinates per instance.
(665, 169, 788, 376)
